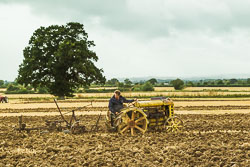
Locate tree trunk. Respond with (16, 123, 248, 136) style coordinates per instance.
(58, 96, 65, 100)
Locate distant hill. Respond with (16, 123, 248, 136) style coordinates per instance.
(115, 73, 250, 83)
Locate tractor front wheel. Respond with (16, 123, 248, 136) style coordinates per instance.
(164, 116, 184, 132)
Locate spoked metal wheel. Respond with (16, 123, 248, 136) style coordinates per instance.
(164, 116, 184, 132)
(118, 107, 148, 136)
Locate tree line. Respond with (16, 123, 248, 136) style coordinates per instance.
(1, 78, 250, 94)
(1, 22, 249, 98)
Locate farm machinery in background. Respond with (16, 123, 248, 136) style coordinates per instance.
(15, 99, 101, 134)
(0, 95, 8, 103)
(106, 97, 184, 136)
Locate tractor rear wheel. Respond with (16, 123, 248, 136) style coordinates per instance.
(118, 108, 148, 136)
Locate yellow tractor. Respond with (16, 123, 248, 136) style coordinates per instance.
(106, 97, 183, 136)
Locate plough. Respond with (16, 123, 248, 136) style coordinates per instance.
(15, 99, 102, 134)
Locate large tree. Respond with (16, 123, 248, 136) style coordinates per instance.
(17, 22, 105, 97)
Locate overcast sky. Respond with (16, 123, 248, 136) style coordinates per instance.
(1, 0, 250, 81)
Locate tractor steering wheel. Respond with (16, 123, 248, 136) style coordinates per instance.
(128, 99, 138, 107)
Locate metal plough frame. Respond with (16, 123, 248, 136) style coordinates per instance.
(15, 99, 102, 134)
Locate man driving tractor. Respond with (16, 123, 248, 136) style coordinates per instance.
(108, 90, 136, 126)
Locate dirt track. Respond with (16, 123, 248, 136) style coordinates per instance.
(0, 114, 249, 166)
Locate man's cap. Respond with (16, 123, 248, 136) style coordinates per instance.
(114, 90, 121, 95)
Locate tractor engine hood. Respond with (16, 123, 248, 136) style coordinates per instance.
(134, 99, 173, 108)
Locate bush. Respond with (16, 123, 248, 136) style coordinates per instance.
(131, 84, 141, 91)
(38, 87, 49, 94)
(17, 88, 34, 94)
(6, 84, 35, 94)
(141, 82, 154, 91)
(84, 89, 116, 93)
(171, 78, 184, 90)
(117, 87, 131, 92)
(131, 82, 154, 91)
(7, 84, 20, 92)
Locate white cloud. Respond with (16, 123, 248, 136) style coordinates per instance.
(0, 3, 61, 81)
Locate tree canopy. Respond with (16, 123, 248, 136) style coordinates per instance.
(147, 78, 157, 85)
(0, 80, 4, 87)
(106, 78, 119, 86)
(124, 78, 132, 87)
(141, 82, 154, 91)
(247, 78, 250, 84)
(171, 78, 184, 90)
(17, 22, 105, 97)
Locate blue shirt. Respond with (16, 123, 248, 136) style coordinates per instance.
(108, 95, 134, 113)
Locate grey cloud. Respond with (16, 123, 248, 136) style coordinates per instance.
(3, 0, 250, 39)
(1, 0, 250, 81)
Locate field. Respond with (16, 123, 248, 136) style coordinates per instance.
(154, 87, 250, 92)
(0, 87, 249, 166)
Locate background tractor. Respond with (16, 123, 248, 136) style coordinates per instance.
(0, 96, 8, 103)
(106, 97, 183, 135)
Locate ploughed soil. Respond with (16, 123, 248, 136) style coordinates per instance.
(0, 114, 249, 166)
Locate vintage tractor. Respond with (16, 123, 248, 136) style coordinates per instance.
(106, 97, 183, 136)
